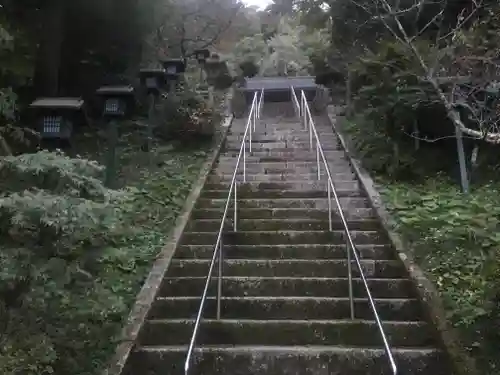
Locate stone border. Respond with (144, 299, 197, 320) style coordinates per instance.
(326, 106, 478, 375)
(103, 114, 234, 375)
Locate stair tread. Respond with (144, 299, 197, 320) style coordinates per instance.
(183, 230, 380, 234)
(171, 259, 398, 263)
(147, 318, 427, 325)
(205, 179, 358, 183)
(199, 198, 368, 202)
(163, 276, 405, 281)
(178, 244, 387, 248)
(191, 218, 376, 223)
(137, 344, 441, 353)
(156, 296, 417, 302)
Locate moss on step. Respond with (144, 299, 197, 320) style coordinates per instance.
(139, 319, 435, 347)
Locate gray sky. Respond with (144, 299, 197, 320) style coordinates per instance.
(242, 0, 272, 9)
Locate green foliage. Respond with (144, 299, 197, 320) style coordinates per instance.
(0, 145, 208, 375)
(380, 180, 500, 373)
(0, 150, 128, 374)
(343, 116, 418, 179)
(156, 83, 222, 140)
(0, 151, 109, 199)
(351, 40, 439, 121)
(239, 60, 259, 78)
(227, 15, 327, 78)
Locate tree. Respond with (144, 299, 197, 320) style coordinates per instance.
(348, 0, 500, 192)
(145, 0, 242, 62)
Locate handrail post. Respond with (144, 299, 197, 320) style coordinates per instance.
(309, 117, 313, 150)
(234, 183, 237, 232)
(216, 240, 223, 320)
(243, 142, 246, 182)
(301, 94, 306, 129)
(253, 95, 257, 132)
(327, 180, 333, 231)
(249, 117, 252, 153)
(347, 239, 355, 320)
(316, 141, 321, 180)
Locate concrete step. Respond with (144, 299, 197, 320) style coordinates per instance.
(225, 135, 338, 142)
(138, 319, 435, 347)
(166, 259, 405, 278)
(187, 219, 380, 232)
(204, 180, 359, 191)
(200, 189, 361, 199)
(222, 146, 342, 152)
(230, 127, 333, 133)
(174, 244, 391, 260)
(226, 133, 336, 141)
(191, 207, 374, 220)
(224, 139, 339, 147)
(149, 297, 423, 321)
(224, 142, 341, 150)
(216, 156, 349, 164)
(124, 346, 449, 375)
(195, 197, 371, 210)
(180, 230, 387, 246)
(213, 164, 353, 175)
(227, 126, 336, 133)
(219, 151, 348, 159)
(207, 173, 357, 182)
(159, 276, 414, 298)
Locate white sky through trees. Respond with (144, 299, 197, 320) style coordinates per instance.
(242, 0, 272, 9)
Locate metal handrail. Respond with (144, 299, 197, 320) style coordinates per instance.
(290, 87, 398, 375)
(184, 89, 263, 375)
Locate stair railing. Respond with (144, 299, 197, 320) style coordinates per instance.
(184, 88, 263, 375)
(290, 87, 398, 375)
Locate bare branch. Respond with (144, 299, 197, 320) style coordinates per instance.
(348, 0, 500, 144)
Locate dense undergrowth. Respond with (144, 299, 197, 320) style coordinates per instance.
(343, 118, 500, 375)
(0, 136, 209, 374)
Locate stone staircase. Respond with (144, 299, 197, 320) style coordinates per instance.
(122, 102, 452, 374)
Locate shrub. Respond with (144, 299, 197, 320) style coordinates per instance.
(156, 84, 222, 140)
(0, 151, 129, 374)
(0, 150, 107, 199)
(239, 60, 259, 78)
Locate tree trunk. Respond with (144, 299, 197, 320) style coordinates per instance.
(33, 0, 66, 97)
(346, 69, 353, 118)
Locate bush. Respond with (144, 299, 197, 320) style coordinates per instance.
(156, 83, 222, 141)
(343, 116, 450, 180)
(0, 151, 129, 374)
(345, 40, 474, 180)
(0, 150, 107, 199)
(0, 88, 38, 155)
(239, 60, 259, 78)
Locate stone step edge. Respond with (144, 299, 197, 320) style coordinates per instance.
(198, 198, 367, 202)
(171, 259, 397, 263)
(190, 219, 376, 223)
(183, 231, 382, 238)
(208, 174, 353, 178)
(136, 344, 440, 355)
(205, 179, 357, 183)
(178, 244, 393, 248)
(193, 208, 370, 213)
(184, 230, 379, 234)
(163, 276, 406, 282)
(146, 318, 425, 326)
(155, 296, 416, 303)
